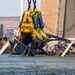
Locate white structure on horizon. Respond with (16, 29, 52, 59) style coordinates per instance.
(20, 0, 23, 20)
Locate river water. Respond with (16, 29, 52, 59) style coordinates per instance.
(0, 54, 75, 75)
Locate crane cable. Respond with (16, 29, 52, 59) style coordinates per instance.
(44, 22, 75, 34)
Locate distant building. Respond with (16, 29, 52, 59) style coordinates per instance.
(0, 16, 20, 39)
(0, 24, 3, 38)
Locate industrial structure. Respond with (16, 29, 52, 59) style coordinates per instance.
(0, 0, 75, 56)
(41, 0, 75, 38)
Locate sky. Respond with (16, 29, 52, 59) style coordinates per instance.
(0, 0, 41, 17)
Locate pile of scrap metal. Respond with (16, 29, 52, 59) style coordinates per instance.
(46, 34, 75, 56)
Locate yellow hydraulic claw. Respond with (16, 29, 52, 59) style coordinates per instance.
(32, 29, 43, 40)
(18, 0, 48, 45)
(38, 28, 48, 40)
(20, 9, 34, 33)
(19, 9, 44, 41)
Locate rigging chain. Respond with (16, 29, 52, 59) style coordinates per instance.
(28, 0, 31, 9)
(33, 0, 36, 9)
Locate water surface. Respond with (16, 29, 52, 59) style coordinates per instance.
(0, 54, 75, 75)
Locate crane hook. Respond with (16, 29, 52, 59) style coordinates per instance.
(28, 0, 31, 10)
(33, 0, 36, 9)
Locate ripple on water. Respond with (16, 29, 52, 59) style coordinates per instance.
(0, 54, 75, 75)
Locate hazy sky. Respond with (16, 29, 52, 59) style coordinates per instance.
(0, 0, 41, 17)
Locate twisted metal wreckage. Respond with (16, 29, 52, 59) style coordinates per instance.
(0, 0, 75, 56)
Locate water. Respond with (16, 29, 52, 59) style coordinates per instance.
(0, 54, 75, 75)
